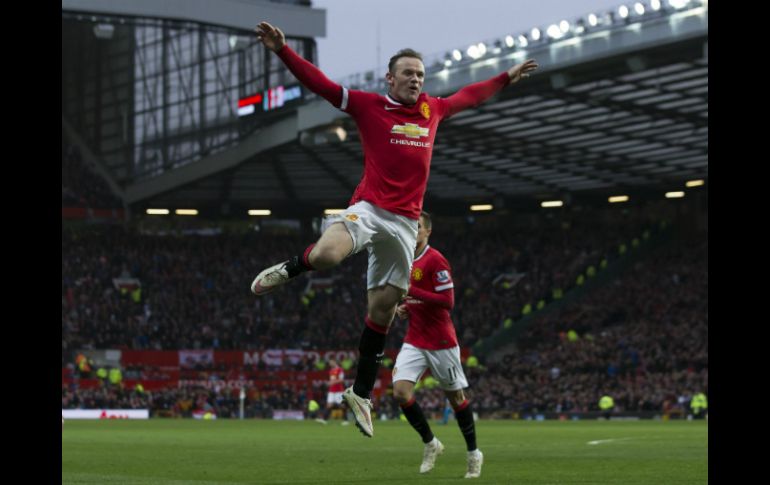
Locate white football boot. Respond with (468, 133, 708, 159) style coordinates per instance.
(342, 387, 374, 437)
(465, 449, 483, 478)
(419, 437, 445, 473)
(250, 260, 292, 295)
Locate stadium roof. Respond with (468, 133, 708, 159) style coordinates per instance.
(65, 2, 708, 216)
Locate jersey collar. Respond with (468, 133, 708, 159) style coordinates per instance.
(385, 92, 426, 107)
(385, 94, 404, 106)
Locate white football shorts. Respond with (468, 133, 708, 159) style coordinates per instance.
(392, 343, 469, 391)
(322, 200, 418, 294)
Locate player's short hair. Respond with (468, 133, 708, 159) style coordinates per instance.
(389, 48, 423, 73)
(420, 211, 432, 230)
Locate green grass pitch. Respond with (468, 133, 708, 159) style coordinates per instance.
(62, 419, 707, 484)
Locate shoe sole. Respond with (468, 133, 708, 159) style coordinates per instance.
(353, 419, 372, 438)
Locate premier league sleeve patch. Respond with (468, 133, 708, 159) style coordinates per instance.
(436, 270, 451, 283)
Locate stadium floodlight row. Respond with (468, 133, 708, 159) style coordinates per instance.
(438, 0, 702, 69)
(337, 0, 706, 90)
(144, 179, 704, 216)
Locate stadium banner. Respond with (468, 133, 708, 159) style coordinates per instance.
(176, 376, 339, 391)
(178, 380, 253, 391)
(272, 410, 304, 420)
(179, 349, 214, 368)
(62, 409, 149, 419)
(238, 349, 358, 366)
(115, 349, 470, 370)
(121, 350, 179, 366)
(120, 349, 361, 367)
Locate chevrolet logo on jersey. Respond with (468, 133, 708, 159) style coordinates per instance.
(391, 123, 429, 139)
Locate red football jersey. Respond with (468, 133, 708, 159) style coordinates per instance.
(343, 91, 452, 219)
(275, 45, 510, 220)
(329, 367, 345, 392)
(404, 245, 458, 350)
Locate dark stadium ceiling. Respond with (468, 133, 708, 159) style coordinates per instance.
(143, 35, 706, 216)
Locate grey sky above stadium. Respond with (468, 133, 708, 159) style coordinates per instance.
(313, 0, 625, 79)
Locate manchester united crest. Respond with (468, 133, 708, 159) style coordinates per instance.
(412, 267, 423, 281)
(420, 102, 430, 120)
(344, 213, 359, 222)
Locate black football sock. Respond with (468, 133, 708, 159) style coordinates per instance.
(454, 400, 477, 451)
(401, 397, 435, 444)
(352, 319, 388, 399)
(284, 244, 316, 278)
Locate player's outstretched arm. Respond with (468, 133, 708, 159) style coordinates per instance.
(443, 59, 538, 118)
(255, 21, 343, 108)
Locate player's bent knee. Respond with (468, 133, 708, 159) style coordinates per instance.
(445, 390, 465, 407)
(366, 309, 395, 328)
(367, 292, 401, 325)
(394, 394, 411, 405)
(393, 384, 414, 404)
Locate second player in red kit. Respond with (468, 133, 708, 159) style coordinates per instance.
(394, 212, 483, 478)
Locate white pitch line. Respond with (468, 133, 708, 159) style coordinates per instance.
(587, 437, 633, 445)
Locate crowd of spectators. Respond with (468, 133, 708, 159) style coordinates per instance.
(467, 238, 707, 417)
(63, 211, 655, 356)
(62, 208, 706, 417)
